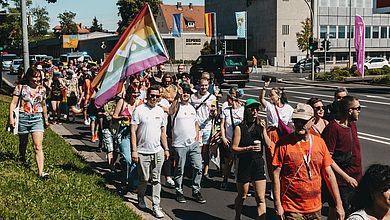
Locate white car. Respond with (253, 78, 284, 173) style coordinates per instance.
(10, 59, 23, 75)
(354, 57, 390, 70)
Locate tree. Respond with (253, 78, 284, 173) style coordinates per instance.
(30, 6, 50, 36)
(58, 11, 78, 35)
(296, 17, 312, 56)
(90, 16, 103, 32)
(200, 41, 212, 55)
(116, 0, 161, 33)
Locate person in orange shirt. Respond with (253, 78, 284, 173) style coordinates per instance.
(272, 103, 345, 220)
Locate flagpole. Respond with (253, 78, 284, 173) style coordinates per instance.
(214, 12, 217, 54)
(245, 11, 247, 58)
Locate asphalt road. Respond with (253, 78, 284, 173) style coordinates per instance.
(2, 70, 390, 219)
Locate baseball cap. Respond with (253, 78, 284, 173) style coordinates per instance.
(36, 65, 43, 70)
(67, 70, 74, 75)
(245, 98, 260, 108)
(292, 103, 314, 120)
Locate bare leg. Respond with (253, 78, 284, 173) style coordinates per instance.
(18, 133, 29, 162)
(235, 182, 249, 220)
(202, 144, 210, 176)
(253, 180, 267, 220)
(31, 131, 44, 176)
(222, 157, 233, 182)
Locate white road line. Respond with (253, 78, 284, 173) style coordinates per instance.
(365, 95, 390, 100)
(358, 132, 390, 142)
(358, 136, 390, 146)
(245, 85, 314, 90)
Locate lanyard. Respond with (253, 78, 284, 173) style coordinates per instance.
(298, 135, 313, 179)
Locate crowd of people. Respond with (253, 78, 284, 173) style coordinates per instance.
(8, 60, 389, 220)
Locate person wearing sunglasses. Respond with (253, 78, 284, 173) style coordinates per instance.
(322, 96, 363, 218)
(307, 97, 329, 135)
(273, 103, 344, 220)
(324, 87, 349, 121)
(130, 85, 169, 218)
(231, 99, 272, 220)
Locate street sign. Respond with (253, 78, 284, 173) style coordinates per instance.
(63, 35, 79, 49)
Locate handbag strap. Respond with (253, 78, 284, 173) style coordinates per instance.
(230, 107, 235, 128)
(195, 93, 212, 111)
(274, 104, 282, 121)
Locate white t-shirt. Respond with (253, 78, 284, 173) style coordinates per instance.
(158, 98, 170, 123)
(190, 91, 217, 131)
(172, 103, 198, 148)
(264, 101, 293, 128)
(346, 210, 370, 220)
(221, 106, 244, 141)
(131, 103, 167, 154)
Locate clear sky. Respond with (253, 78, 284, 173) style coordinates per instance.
(32, 0, 204, 32)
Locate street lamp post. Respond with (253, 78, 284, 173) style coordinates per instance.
(21, 0, 29, 71)
(304, 0, 315, 81)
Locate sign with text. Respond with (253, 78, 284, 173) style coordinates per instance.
(63, 35, 78, 48)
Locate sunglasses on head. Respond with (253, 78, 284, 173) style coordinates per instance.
(350, 106, 361, 111)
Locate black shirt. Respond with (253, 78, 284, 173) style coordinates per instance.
(238, 122, 264, 159)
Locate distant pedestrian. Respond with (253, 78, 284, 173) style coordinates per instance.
(347, 164, 390, 220)
(322, 96, 363, 218)
(131, 85, 169, 218)
(8, 67, 50, 178)
(50, 71, 65, 124)
(231, 99, 272, 220)
(273, 103, 345, 220)
(169, 85, 206, 204)
(324, 87, 348, 121)
(64, 70, 79, 122)
(307, 97, 328, 135)
(252, 56, 258, 73)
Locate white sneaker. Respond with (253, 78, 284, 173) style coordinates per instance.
(84, 119, 90, 126)
(138, 197, 146, 209)
(166, 178, 175, 188)
(153, 206, 165, 218)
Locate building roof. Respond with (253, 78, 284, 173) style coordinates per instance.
(160, 3, 205, 32)
(53, 23, 90, 34)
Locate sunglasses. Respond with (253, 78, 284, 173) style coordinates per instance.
(314, 106, 324, 111)
(350, 106, 361, 111)
(149, 94, 161, 98)
(249, 107, 260, 112)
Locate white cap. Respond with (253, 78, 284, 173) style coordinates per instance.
(37, 65, 43, 70)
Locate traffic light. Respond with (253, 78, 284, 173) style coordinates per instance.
(321, 40, 326, 50)
(326, 40, 331, 51)
(309, 36, 318, 53)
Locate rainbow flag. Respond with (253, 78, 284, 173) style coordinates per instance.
(92, 3, 169, 108)
(204, 13, 215, 37)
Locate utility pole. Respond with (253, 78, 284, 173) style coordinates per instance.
(21, 0, 30, 71)
(304, 0, 315, 80)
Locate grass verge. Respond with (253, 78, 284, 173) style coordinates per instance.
(0, 94, 142, 219)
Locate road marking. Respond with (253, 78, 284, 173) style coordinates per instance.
(245, 85, 314, 90)
(358, 136, 390, 146)
(365, 95, 390, 100)
(358, 132, 390, 142)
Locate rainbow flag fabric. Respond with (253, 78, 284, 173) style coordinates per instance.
(92, 3, 169, 108)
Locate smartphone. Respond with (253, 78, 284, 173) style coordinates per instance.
(261, 75, 277, 82)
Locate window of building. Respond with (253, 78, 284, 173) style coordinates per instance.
(381, 26, 388, 38)
(365, 26, 371, 38)
(282, 25, 289, 35)
(338, 26, 346, 39)
(187, 21, 195, 28)
(365, 0, 372, 8)
(347, 26, 354, 39)
(339, 0, 347, 7)
(329, 0, 337, 7)
(356, 0, 364, 8)
(329, 25, 337, 38)
(319, 0, 328, 7)
(372, 26, 379, 38)
(320, 25, 327, 39)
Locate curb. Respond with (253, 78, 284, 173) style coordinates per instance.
(49, 124, 173, 220)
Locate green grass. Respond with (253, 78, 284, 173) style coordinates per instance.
(0, 95, 142, 219)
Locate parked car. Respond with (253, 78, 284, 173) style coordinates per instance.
(293, 58, 320, 73)
(190, 54, 250, 88)
(60, 52, 93, 65)
(1, 53, 18, 71)
(353, 57, 390, 70)
(10, 58, 23, 75)
(29, 54, 48, 64)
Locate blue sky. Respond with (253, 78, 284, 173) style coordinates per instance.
(32, 0, 204, 32)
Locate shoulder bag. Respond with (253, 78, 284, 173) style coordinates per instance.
(7, 85, 24, 135)
(274, 105, 293, 137)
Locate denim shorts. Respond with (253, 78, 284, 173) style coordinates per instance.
(101, 128, 114, 152)
(18, 112, 44, 134)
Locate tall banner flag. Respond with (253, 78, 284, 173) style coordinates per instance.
(92, 4, 169, 108)
(204, 13, 215, 37)
(172, 13, 182, 37)
(235, 11, 246, 39)
(355, 15, 365, 77)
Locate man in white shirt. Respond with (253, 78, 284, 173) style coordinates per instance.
(131, 85, 169, 218)
(169, 85, 206, 204)
(190, 78, 217, 178)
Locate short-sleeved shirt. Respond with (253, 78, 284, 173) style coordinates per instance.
(190, 91, 217, 131)
(64, 77, 78, 97)
(131, 104, 166, 154)
(321, 120, 363, 184)
(272, 134, 333, 213)
(346, 210, 370, 220)
(221, 106, 244, 141)
(172, 103, 198, 147)
(13, 84, 46, 113)
(264, 101, 293, 128)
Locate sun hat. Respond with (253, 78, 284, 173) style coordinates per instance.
(36, 65, 43, 70)
(292, 103, 314, 120)
(245, 98, 260, 108)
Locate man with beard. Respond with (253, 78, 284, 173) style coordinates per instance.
(273, 103, 344, 220)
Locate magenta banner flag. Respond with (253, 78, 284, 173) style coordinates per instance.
(355, 15, 365, 77)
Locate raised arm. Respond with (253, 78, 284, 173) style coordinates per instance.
(259, 80, 271, 108)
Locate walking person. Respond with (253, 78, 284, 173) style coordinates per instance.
(252, 56, 258, 73)
(131, 85, 169, 218)
(169, 85, 206, 204)
(307, 97, 328, 135)
(113, 85, 143, 192)
(50, 71, 65, 124)
(220, 87, 244, 190)
(8, 67, 50, 178)
(322, 96, 363, 218)
(231, 99, 272, 220)
(347, 164, 390, 220)
(63, 70, 79, 122)
(324, 87, 348, 121)
(273, 103, 345, 220)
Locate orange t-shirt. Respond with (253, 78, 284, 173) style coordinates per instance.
(272, 134, 332, 213)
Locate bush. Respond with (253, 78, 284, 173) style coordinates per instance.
(367, 68, 384, 75)
(372, 75, 390, 84)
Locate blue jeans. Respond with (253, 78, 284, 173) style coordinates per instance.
(173, 142, 203, 195)
(117, 125, 138, 188)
